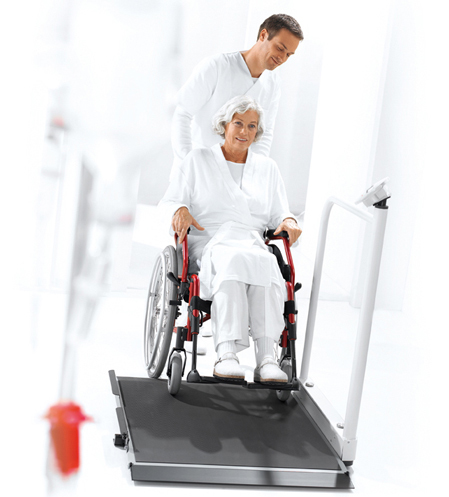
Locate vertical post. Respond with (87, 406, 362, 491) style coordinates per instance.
(299, 200, 333, 382)
(343, 199, 389, 443)
(299, 197, 373, 383)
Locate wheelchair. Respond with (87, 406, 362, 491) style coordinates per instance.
(143, 228, 302, 400)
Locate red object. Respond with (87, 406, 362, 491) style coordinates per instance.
(187, 274, 201, 339)
(174, 233, 189, 282)
(45, 402, 91, 476)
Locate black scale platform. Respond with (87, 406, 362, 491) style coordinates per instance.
(109, 371, 353, 489)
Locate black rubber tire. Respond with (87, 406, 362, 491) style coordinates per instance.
(167, 352, 183, 396)
(276, 358, 293, 402)
(144, 246, 178, 378)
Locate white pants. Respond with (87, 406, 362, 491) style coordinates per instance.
(210, 280, 285, 352)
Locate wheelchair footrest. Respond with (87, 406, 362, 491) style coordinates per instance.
(186, 372, 300, 390)
(246, 380, 300, 391)
(187, 373, 247, 386)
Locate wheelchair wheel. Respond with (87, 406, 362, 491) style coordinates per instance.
(167, 352, 182, 396)
(276, 358, 292, 402)
(144, 246, 178, 378)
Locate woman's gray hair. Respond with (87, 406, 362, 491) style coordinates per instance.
(212, 95, 265, 142)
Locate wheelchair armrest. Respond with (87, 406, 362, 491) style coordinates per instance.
(264, 229, 296, 285)
(264, 229, 289, 240)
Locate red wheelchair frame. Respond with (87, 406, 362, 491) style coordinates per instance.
(163, 228, 301, 396)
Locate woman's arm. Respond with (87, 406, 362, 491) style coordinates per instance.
(268, 162, 302, 246)
(171, 206, 204, 243)
(158, 154, 204, 242)
(274, 217, 302, 246)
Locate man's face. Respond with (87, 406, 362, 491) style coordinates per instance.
(259, 28, 300, 71)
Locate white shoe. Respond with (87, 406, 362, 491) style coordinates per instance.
(253, 357, 288, 384)
(184, 340, 206, 355)
(213, 353, 245, 380)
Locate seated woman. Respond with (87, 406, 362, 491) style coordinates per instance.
(159, 95, 302, 384)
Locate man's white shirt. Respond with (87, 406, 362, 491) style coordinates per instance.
(171, 51, 281, 175)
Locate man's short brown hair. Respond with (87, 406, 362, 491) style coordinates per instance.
(257, 14, 304, 41)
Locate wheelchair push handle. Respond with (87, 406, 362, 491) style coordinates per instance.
(174, 227, 191, 243)
(264, 229, 289, 240)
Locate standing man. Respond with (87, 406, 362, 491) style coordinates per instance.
(171, 13, 303, 173)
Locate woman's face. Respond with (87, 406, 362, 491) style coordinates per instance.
(223, 110, 259, 154)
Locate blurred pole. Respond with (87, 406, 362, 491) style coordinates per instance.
(46, 143, 138, 491)
(42, 0, 180, 490)
(45, 158, 95, 492)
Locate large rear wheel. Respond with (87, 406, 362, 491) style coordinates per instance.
(144, 246, 178, 378)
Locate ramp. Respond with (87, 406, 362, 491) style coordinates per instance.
(109, 371, 353, 489)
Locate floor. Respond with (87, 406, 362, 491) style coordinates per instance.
(6, 204, 439, 497)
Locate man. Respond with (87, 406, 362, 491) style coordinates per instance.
(171, 13, 303, 173)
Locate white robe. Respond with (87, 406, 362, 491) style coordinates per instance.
(171, 52, 281, 173)
(158, 143, 295, 297)
(159, 144, 294, 351)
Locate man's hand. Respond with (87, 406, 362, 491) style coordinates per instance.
(172, 207, 204, 243)
(274, 217, 302, 246)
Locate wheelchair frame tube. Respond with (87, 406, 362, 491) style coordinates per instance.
(179, 228, 300, 383)
(174, 233, 190, 283)
(282, 237, 295, 286)
(265, 234, 298, 378)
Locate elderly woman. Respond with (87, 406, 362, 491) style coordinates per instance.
(159, 95, 301, 383)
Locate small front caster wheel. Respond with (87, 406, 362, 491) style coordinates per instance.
(276, 359, 292, 402)
(167, 352, 182, 396)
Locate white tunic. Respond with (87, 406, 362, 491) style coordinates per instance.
(226, 160, 245, 187)
(171, 52, 281, 172)
(158, 143, 295, 301)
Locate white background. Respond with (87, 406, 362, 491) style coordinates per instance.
(1, 1, 448, 495)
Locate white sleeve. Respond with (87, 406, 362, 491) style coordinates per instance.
(171, 105, 193, 170)
(251, 85, 281, 157)
(171, 56, 219, 162)
(158, 160, 193, 234)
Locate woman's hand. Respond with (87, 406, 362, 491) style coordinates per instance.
(274, 218, 302, 246)
(172, 207, 204, 243)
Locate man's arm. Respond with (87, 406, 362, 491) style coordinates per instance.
(171, 106, 194, 167)
(171, 56, 219, 163)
